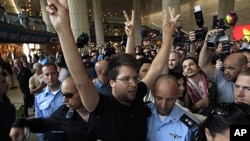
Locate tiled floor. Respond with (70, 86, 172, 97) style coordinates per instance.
(7, 77, 39, 141)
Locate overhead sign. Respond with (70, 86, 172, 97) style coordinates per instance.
(0, 22, 59, 44)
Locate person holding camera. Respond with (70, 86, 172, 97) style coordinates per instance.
(199, 29, 248, 104)
(188, 30, 204, 59)
(210, 35, 231, 66)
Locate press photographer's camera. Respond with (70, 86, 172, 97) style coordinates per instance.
(76, 32, 89, 48)
(193, 5, 207, 41)
(207, 19, 230, 48)
(221, 40, 230, 55)
(173, 26, 189, 47)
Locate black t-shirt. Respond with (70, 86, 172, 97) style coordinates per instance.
(88, 81, 151, 141)
(0, 96, 16, 141)
(13, 105, 92, 141)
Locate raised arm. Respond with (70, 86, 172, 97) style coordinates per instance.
(188, 31, 198, 59)
(142, 7, 181, 90)
(198, 29, 220, 77)
(123, 10, 135, 55)
(46, 0, 99, 112)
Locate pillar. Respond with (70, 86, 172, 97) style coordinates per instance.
(92, 0, 105, 46)
(68, 0, 90, 42)
(40, 0, 53, 32)
(133, 0, 142, 46)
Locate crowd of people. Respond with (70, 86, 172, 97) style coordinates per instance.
(1, 0, 250, 141)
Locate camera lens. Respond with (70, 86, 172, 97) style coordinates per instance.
(207, 33, 219, 48)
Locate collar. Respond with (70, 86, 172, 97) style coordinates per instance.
(150, 103, 180, 123)
(44, 82, 62, 96)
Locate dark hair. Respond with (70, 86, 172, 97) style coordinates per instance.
(42, 63, 57, 71)
(56, 52, 67, 68)
(33, 54, 39, 61)
(181, 56, 204, 75)
(181, 56, 199, 66)
(176, 48, 187, 55)
(169, 71, 187, 100)
(204, 102, 250, 138)
(105, 53, 139, 81)
(137, 58, 152, 69)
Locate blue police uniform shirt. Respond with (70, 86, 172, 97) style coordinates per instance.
(35, 85, 64, 118)
(147, 103, 199, 141)
(94, 78, 111, 96)
(35, 85, 64, 141)
(38, 56, 51, 66)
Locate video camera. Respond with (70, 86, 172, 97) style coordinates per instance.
(207, 18, 230, 51)
(76, 32, 89, 48)
(193, 5, 208, 41)
(173, 26, 189, 47)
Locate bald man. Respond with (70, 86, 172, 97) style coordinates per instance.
(29, 62, 46, 96)
(10, 76, 91, 141)
(147, 74, 203, 141)
(199, 29, 248, 103)
(93, 60, 111, 96)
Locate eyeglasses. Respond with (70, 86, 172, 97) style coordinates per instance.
(62, 91, 78, 98)
(116, 76, 140, 84)
(211, 102, 250, 116)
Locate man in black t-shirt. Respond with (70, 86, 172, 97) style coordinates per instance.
(46, 1, 180, 140)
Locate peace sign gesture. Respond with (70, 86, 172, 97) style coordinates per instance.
(123, 10, 135, 38)
(162, 7, 181, 36)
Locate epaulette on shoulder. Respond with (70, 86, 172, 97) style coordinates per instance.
(180, 114, 197, 129)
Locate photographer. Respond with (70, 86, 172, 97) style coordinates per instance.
(199, 28, 248, 104)
(187, 5, 207, 59)
(188, 30, 205, 59)
(211, 35, 230, 66)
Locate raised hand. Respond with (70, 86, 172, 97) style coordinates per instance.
(46, 0, 70, 32)
(123, 10, 135, 38)
(162, 7, 181, 36)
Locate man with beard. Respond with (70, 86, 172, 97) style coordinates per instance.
(168, 50, 182, 73)
(199, 29, 248, 103)
(46, 1, 180, 140)
(182, 57, 217, 114)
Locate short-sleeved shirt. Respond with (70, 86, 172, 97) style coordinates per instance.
(209, 69, 235, 103)
(88, 81, 151, 141)
(35, 85, 64, 118)
(35, 85, 64, 140)
(147, 103, 200, 141)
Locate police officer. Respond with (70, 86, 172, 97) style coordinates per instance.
(147, 74, 204, 141)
